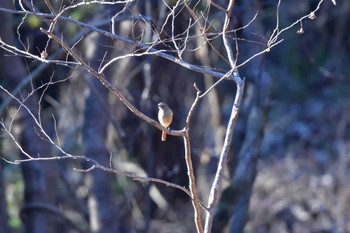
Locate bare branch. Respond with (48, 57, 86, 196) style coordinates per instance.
(40, 28, 186, 139)
(208, 0, 226, 12)
(222, 0, 237, 69)
(0, 84, 70, 158)
(204, 78, 245, 233)
(0, 7, 241, 83)
(1, 149, 205, 207)
(183, 86, 205, 233)
(268, 0, 326, 46)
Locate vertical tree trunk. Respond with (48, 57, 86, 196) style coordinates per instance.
(81, 8, 129, 231)
(83, 81, 124, 232)
(0, 161, 12, 233)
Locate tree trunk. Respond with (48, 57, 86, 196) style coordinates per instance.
(82, 9, 129, 231)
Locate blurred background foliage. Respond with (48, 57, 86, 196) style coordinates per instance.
(0, 0, 349, 232)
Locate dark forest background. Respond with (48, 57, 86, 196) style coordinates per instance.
(0, 0, 349, 233)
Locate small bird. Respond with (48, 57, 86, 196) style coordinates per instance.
(157, 102, 173, 141)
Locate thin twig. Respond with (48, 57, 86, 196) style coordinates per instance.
(208, 0, 226, 12)
(74, 164, 193, 199)
(0, 85, 70, 157)
(1, 151, 206, 207)
(0, 7, 241, 83)
(222, 0, 237, 69)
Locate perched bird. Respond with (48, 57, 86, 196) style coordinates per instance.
(157, 102, 173, 141)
